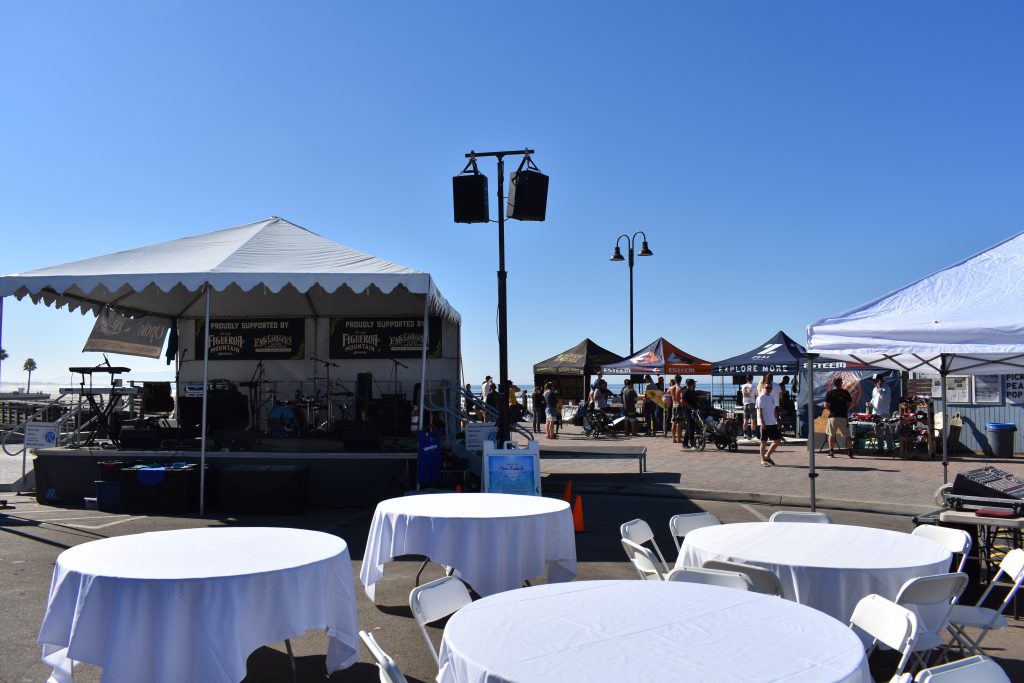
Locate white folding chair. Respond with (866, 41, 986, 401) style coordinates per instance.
(701, 559, 784, 596)
(408, 576, 472, 665)
(768, 510, 832, 523)
(946, 547, 1024, 657)
(893, 572, 969, 666)
(621, 518, 669, 572)
(912, 526, 972, 574)
(665, 566, 753, 591)
(849, 594, 920, 680)
(668, 511, 721, 553)
(621, 538, 667, 580)
(359, 630, 410, 683)
(913, 655, 1011, 682)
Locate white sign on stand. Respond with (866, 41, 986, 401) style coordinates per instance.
(483, 440, 541, 496)
(465, 422, 497, 453)
(25, 422, 59, 449)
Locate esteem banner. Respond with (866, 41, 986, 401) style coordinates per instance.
(195, 318, 305, 360)
(83, 309, 170, 359)
(329, 316, 441, 359)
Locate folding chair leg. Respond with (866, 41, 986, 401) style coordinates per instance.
(284, 638, 296, 683)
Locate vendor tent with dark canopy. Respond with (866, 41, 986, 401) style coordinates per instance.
(711, 330, 807, 376)
(533, 338, 622, 402)
(600, 337, 711, 376)
(0, 216, 461, 511)
(807, 230, 1024, 491)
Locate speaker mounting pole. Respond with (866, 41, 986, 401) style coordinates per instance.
(458, 148, 539, 447)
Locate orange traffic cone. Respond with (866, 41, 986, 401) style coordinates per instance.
(572, 495, 584, 533)
(455, 484, 463, 493)
(561, 480, 573, 504)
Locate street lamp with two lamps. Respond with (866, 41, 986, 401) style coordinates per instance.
(610, 231, 654, 356)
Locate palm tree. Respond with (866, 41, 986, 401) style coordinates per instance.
(23, 358, 37, 393)
(0, 347, 8, 361)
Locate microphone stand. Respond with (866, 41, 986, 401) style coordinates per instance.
(311, 357, 339, 434)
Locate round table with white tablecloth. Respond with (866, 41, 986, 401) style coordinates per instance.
(37, 527, 358, 683)
(679, 522, 952, 621)
(437, 580, 871, 683)
(359, 492, 576, 599)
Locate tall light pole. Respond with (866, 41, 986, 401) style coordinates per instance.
(454, 149, 547, 446)
(610, 231, 654, 355)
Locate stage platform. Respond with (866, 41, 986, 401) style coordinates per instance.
(34, 439, 419, 509)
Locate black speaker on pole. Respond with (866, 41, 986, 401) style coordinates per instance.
(453, 173, 489, 223)
(507, 168, 549, 221)
(356, 372, 373, 420)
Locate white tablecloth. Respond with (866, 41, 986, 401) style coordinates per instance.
(437, 580, 871, 683)
(679, 522, 952, 621)
(359, 492, 576, 599)
(38, 527, 358, 683)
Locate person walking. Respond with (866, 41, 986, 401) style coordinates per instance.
(543, 382, 560, 439)
(621, 379, 638, 436)
(740, 374, 756, 439)
(531, 385, 545, 434)
(824, 377, 855, 459)
(756, 381, 781, 466)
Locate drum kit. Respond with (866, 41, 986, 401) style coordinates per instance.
(262, 357, 354, 438)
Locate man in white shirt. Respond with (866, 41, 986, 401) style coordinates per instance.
(756, 382, 781, 466)
(740, 374, 756, 439)
(870, 374, 891, 417)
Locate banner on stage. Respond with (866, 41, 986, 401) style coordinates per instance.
(328, 316, 441, 359)
(25, 422, 59, 450)
(195, 318, 305, 360)
(83, 309, 171, 359)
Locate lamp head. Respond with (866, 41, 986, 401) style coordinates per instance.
(638, 241, 654, 257)
(610, 246, 625, 262)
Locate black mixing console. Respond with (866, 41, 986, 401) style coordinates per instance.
(952, 466, 1024, 501)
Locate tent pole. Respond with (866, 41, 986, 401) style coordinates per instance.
(806, 354, 818, 511)
(940, 354, 949, 484)
(199, 285, 211, 516)
(418, 293, 429, 431)
(0, 297, 4, 385)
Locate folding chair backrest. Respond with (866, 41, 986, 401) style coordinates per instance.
(702, 559, 783, 596)
(914, 655, 1011, 682)
(359, 630, 410, 683)
(972, 547, 1024, 613)
(895, 572, 968, 635)
(621, 538, 666, 580)
(768, 510, 832, 523)
(621, 518, 669, 571)
(666, 566, 753, 591)
(668, 512, 721, 552)
(849, 594, 919, 677)
(912, 526, 972, 573)
(409, 576, 472, 664)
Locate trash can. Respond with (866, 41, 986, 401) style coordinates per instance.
(985, 423, 1017, 458)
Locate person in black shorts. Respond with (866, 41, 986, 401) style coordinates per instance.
(756, 382, 781, 466)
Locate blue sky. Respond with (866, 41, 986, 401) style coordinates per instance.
(1, 1, 1023, 389)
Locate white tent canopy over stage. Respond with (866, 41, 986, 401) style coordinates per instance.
(807, 230, 1024, 489)
(0, 216, 462, 511)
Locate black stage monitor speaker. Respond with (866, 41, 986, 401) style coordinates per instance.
(142, 382, 174, 414)
(338, 420, 382, 451)
(507, 169, 548, 221)
(177, 392, 249, 436)
(453, 173, 489, 223)
(119, 427, 164, 450)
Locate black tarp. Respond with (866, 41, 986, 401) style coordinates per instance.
(533, 339, 623, 402)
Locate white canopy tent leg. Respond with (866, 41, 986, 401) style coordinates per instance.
(806, 354, 817, 512)
(199, 285, 211, 515)
(418, 294, 429, 431)
(940, 353, 949, 485)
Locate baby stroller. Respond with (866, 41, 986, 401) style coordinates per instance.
(696, 409, 737, 450)
(582, 406, 615, 438)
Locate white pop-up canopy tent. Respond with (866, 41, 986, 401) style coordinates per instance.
(0, 216, 461, 510)
(807, 230, 1024, 487)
